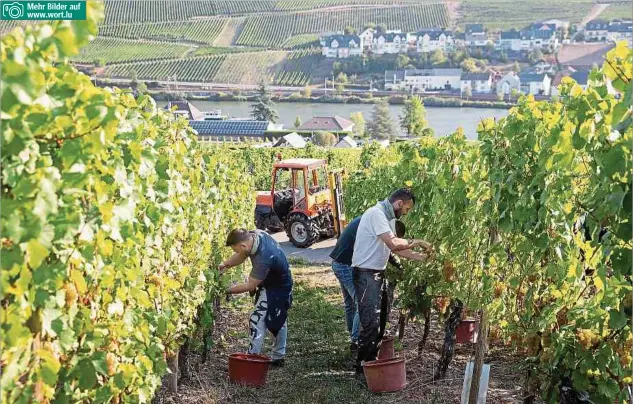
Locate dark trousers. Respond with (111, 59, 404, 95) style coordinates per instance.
(353, 267, 384, 367)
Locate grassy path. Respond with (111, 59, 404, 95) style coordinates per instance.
(158, 265, 523, 403)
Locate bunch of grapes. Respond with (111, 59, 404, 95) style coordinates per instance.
(434, 297, 450, 314)
(576, 328, 600, 350)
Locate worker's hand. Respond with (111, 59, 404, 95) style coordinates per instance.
(218, 262, 229, 273)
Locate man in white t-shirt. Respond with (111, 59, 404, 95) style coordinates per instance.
(351, 188, 433, 373)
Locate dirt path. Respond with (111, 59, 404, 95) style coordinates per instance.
(213, 17, 246, 47)
(582, 3, 609, 25)
(157, 265, 525, 404)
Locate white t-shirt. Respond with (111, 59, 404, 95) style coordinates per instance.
(351, 205, 395, 270)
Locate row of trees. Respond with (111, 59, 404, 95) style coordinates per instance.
(250, 81, 431, 141)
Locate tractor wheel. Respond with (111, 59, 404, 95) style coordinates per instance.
(286, 213, 320, 248)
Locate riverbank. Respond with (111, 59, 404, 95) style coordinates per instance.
(154, 91, 516, 110)
(188, 100, 510, 139)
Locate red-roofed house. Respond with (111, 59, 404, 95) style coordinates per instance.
(297, 116, 355, 132)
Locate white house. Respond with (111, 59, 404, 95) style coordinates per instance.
(359, 28, 375, 49)
(465, 23, 489, 47)
(334, 135, 358, 148)
(519, 73, 552, 95)
(384, 68, 462, 91)
(460, 71, 493, 94)
(585, 19, 610, 42)
(372, 32, 408, 54)
(497, 23, 558, 51)
(607, 20, 633, 47)
(411, 28, 455, 53)
(273, 132, 307, 148)
(321, 34, 363, 58)
(497, 72, 521, 95)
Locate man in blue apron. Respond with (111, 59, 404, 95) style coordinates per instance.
(220, 228, 293, 367)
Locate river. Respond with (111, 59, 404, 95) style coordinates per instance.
(190, 101, 509, 139)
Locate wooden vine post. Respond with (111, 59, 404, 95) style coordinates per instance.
(468, 309, 488, 403)
(167, 349, 179, 393)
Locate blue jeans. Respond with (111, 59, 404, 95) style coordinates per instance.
(332, 261, 360, 343)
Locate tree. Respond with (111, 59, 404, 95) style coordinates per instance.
(130, 69, 138, 83)
(344, 25, 357, 35)
(349, 111, 366, 138)
(302, 86, 312, 98)
(336, 84, 345, 95)
(312, 131, 337, 147)
(463, 86, 472, 99)
(364, 22, 376, 30)
(376, 23, 388, 35)
(430, 49, 446, 66)
(396, 54, 410, 69)
(367, 99, 396, 139)
(460, 58, 478, 72)
(399, 95, 428, 137)
(513, 61, 521, 73)
(137, 81, 148, 94)
(510, 88, 519, 98)
(95, 58, 105, 67)
(250, 80, 279, 122)
(294, 115, 302, 128)
(529, 48, 544, 63)
(336, 72, 348, 84)
(499, 51, 508, 63)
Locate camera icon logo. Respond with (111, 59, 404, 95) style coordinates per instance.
(2, 2, 24, 19)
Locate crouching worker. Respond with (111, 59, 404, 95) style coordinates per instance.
(219, 228, 293, 367)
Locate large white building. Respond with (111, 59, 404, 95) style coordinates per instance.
(371, 32, 408, 54)
(497, 23, 558, 51)
(320, 34, 363, 58)
(585, 19, 610, 42)
(465, 24, 489, 47)
(519, 73, 552, 95)
(585, 19, 632, 47)
(460, 72, 493, 94)
(409, 28, 455, 53)
(607, 19, 633, 47)
(384, 68, 462, 91)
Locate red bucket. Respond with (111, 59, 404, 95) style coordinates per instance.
(377, 336, 395, 360)
(456, 319, 479, 344)
(363, 357, 407, 393)
(228, 353, 272, 387)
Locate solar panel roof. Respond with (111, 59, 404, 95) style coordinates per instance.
(188, 120, 268, 136)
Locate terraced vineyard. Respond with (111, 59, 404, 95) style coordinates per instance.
(102, 0, 276, 24)
(99, 19, 228, 44)
(105, 54, 227, 81)
(101, 0, 432, 25)
(457, 0, 595, 29)
(273, 0, 425, 10)
(212, 51, 288, 84)
(281, 34, 320, 49)
(236, 3, 451, 47)
(600, 3, 633, 21)
(103, 50, 317, 85)
(71, 37, 192, 64)
(273, 49, 322, 86)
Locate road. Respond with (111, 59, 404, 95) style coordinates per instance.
(271, 231, 336, 265)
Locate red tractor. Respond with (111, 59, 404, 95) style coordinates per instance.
(255, 158, 346, 248)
